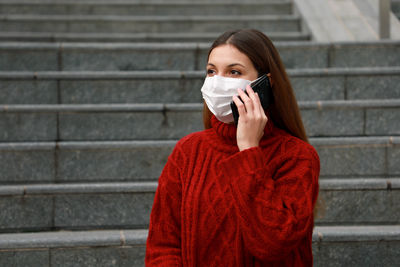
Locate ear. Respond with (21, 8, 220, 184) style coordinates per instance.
(267, 73, 273, 87)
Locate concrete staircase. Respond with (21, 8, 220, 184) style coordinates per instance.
(0, 0, 399, 266)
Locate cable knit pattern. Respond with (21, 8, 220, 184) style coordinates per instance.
(145, 114, 320, 267)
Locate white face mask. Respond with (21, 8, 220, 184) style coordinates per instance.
(200, 75, 259, 123)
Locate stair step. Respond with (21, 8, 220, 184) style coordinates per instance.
(0, 140, 173, 183)
(0, 14, 301, 34)
(0, 226, 399, 266)
(0, 136, 398, 183)
(313, 225, 400, 267)
(0, 1, 293, 16)
(0, 100, 400, 142)
(0, 41, 399, 71)
(0, 31, 310, 43)
(2, 0, 397, 264)
(1, 67, 399, 104)
(0, 182, 156, 232)
(0, 229, 147, 267)
(0, 228, 147, 249)
(317, 178, 400, 225)
(0, 179, 399, 232)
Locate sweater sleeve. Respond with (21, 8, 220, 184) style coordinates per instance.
(216, 142, 320, 261)
(145, 146, 183, 266)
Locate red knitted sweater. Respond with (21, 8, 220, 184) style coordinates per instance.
(145, 114, 320, 266)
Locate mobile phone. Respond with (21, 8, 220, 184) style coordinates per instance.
(230, 74, 274, 125)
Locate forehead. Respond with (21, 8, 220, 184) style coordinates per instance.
(208, 44, 252, 66)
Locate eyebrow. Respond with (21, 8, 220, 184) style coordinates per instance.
(207, 63, 245, 68)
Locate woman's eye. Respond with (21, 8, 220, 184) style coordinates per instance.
(230, 70, 241, 76)
(207, 69, 215, 75)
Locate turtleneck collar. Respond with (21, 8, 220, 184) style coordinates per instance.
(210, 111, 275, 148)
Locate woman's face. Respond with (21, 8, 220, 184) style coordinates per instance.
(206, 44, 258, 81)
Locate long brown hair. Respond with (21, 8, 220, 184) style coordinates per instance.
(202, 29, 308, 143)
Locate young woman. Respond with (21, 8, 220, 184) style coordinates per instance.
(145, 29, 320, 266)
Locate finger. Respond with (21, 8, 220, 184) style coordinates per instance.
(253, 93, 266, 119)
(255, 92, 268, 122)
(246, 85, 262, 116)
(237, 88, 254, 117)
(253, 92, 268, 123)
(232, 95, 246, 117)
(246, 85, 265, 122)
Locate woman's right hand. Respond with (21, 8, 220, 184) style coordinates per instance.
(232, 84, 268, 152)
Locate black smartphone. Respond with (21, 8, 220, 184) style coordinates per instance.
(230, 74, 274, 125)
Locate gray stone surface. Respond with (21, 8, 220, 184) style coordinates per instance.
(0, 229, 147, 249)
(54, 192, 154, 229)
(164, 111, 204, 138)
(2, 68, 400, 104)
(366, 108, 400, 135)
(51, 246, 146, 267)
(0, 15, 300, 34)
(0, 135, 395, 184)
(0, 185, 24, 196)
(301, 108, 364, 136)
(198, 43, 330, 69)
(0, 143, 55, 183)
(0, 31, 309, 43)
(319, 178, 388, 190)
(59, 110, 203, 140)
(1, 42, 399, 71)
(311, 136, 391, 146)
(0, 227, 399, 266)
(391, 178, 400, 189)
(0, 250, 49, 267)
(59, 112, 164, 140)
(3, 102, 397, 142)
(291, 76, 345, 101)
(21, 182, 156, 195)
(315, 145, 386, 177)
(313, 225, 400, 241)
(388, 144, 400, 175)
(316, 189, 400, 224)
(0, 80, 57, 104)
(277, 43, 329, 68)
(0, 196, 52, 231)
(60, 78, 203, 104)
(0, 2, 292, 16)
(330, 43, 400, 67)
(62, 48, 197, 71)
(0, 136, 395, 184)
(0, 179, 398, 231)
(66, 43, 335, 71)
(1, 19, 67, 32)
(0, 226, 399, 266)
(56, 141, 175, 182)
(313, 242, 400, 267)
(347, 74, 400, 100)
(0, 113, 57, 141)
(0, 50, 58, 71)
(313, 225, 400, 266)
